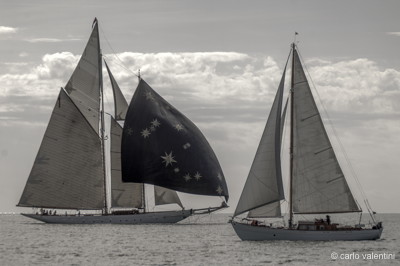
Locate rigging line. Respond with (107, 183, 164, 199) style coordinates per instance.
(99, 25, 139, 78)
(296, 48, 372, 212)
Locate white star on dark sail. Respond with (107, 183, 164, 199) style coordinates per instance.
(194, 171, 202, 181)
(175, 124, 183, 131)
(174, 168, 180, 173)
(151, 119, 161, 127)
(183, 143, 191, 150)
(183, 173, 191, 182)
(217, 173, 223, 181)
(161, 151, 177, 167)
(150, 125, 156, 132)
(126, 127, 133, 136)
(141, 128, 150, 138)
(216, 186, 223, 195)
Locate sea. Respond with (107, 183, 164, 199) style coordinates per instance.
(0, 213, 398, 265)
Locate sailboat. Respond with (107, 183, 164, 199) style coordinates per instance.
(230, 43, 383, 241)
(17, 19, 228, 224)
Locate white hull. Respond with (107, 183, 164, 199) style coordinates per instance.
(231, 221, 383, 241)
(22, 210, 192, 224)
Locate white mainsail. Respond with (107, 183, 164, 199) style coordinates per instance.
(291, 49, 360, 213)
(64, 23, 101, 133)
(110, 118, 143, 208)
(234, 66, 287, 217)
(18, 89, 104, 209)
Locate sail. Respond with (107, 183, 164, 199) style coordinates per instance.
(18, 89, 104, 209)
(121, 79, 229, 201)
(105, 61, 129, 120)
(291, 48, 360, 213)
(64, 22, 101, 133)
(248, 201, 282, 218)
(110, 118, 143, 208)
(154, 186, 183, 209)
(234, 66, 287, 217)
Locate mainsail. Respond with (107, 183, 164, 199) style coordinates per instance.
(121, 79, 229, 201)
(18, 89, 104, 209)
(234, 65, 287, 217)
(18, 22, 105, 210)
(291, 49, 360, 214)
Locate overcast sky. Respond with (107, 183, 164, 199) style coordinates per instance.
(1, 0, 399, 213)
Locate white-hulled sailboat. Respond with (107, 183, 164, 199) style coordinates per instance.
(230, 42, 383, 241)
(18, 19, 228, 224)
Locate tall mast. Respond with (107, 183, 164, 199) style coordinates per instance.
(289, 43, 295, 228)
(96, 19, 108, 215)
(138, 70, 146, 213)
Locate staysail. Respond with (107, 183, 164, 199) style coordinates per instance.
(18, 89, 104, 209)
(234, 65, 287, 217)
(121, 79, 229, 201)
(291, 48, 360, 213)
(110, 118, 143, 208)
(105, 61, 128, 120)
(154, 186, 184, 209)
(63, 22, 101, 133)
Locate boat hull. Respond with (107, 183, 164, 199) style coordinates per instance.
(21, 210, 192, 224)
(231, 221, 383, 241)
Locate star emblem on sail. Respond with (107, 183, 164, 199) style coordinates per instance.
(175, 124, 184, 131)
(121, 79, 229, 201)
(161, 151, 177, 167)
(151, 119, 161, 127)
(141, 128, 151, 138)
(194, 172, 202, 181)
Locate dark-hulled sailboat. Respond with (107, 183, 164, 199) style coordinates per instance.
(17, 19, 228, 224)
(230, 43, 383, 240)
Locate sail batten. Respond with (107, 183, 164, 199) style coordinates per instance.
(291, 48, 360, 214)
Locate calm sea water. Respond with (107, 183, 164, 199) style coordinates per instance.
(0, 213, 398, 265)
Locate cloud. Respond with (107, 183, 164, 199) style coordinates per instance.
(386, 32, 400, 37)
(1, 51, 400, 212)
(26, 38, 81, 43)
(0, 26, 17, 34)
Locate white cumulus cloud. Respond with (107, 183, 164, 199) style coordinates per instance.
(0, 26, 17, 34)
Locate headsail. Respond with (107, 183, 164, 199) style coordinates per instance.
(110, 118, 143, 208)
(18, 89, 104, 209)
(121, 79, 229, 201)
(234, 65, 287, 217)
(248, 201, 282, 218)
(105, 61, 129, 120)
(154, 186, 184, 209)
(291, 48, 360, 213)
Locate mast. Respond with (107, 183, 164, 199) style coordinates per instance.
(97, 19, 108, 215)
(137, 70, 146, 213)
(289, 43, 295, 228)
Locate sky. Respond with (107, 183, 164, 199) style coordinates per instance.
(1, 0, 399, 214)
